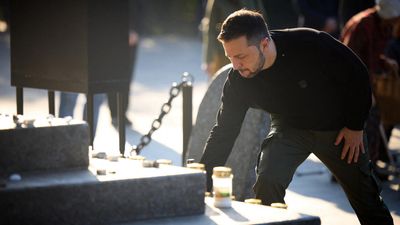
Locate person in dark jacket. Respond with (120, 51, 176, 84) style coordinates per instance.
(200, 9, 393, 225)
(341, 0, 400, 170)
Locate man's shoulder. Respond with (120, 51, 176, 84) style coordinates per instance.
(271, 27, 320, 37)
(271, 27, 327, 50)
(271, 27, 323, 43)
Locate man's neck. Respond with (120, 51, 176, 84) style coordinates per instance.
(263, 39, 277, 70)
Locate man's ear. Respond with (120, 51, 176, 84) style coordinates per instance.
(260, 37, 269, 51)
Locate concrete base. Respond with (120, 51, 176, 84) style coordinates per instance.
(125, 197, 320, 225)
(0, 159, 206, 225)
(0, 122, 89, 174)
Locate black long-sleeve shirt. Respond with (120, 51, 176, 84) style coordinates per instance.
(200, 28, 371, 188)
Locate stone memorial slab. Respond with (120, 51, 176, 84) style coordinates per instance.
(186, 64, 270, 201)
(0, 159, 206, 225)
(0, 119, 89, 175)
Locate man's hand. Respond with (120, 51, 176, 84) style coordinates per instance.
(334, 127, 365, 164)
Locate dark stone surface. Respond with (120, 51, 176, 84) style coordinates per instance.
(187, 64, 270, 201)
(0, 165, 205, 225)
(0, 122, 89, 175)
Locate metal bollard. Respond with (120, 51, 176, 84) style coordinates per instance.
(182, 81, 193, 166)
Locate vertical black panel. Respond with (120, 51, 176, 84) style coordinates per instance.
(10, 0, 129, 93)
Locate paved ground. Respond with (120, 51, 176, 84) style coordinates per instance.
(1, 33, 399, 225)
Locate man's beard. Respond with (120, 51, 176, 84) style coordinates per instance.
(254, 49, 266, 74)
(239, 49, 265, 78)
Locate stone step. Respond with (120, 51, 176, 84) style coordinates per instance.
(124, 197, 321, 225)
(0, 121, 89, 175)
(0, 159, 206, 225)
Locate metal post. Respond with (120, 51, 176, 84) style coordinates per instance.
(48, 90, 55, 116)
(117, 92, 126, 156)
(16, 87, 23, 114)
(182, 82, 193, 166)
(86, 92, 94, 147)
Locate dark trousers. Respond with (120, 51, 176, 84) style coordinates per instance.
(107, 44, 137, 119)
(253, 126, 393, 225)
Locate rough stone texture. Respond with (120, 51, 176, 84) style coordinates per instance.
(124, 197, 320, 225)
(0, 164, 205, 225)
(0, 122, 89, 175)
(186, 64, 270, 201)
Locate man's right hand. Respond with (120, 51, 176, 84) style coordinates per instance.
(334, 127, 365, 164)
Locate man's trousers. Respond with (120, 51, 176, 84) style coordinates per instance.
(253, 126, 393, 225)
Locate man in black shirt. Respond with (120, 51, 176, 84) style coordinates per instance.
(200, 9, 393, 225)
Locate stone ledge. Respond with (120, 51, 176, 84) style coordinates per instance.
(0, 122, 89, 174)
(0, 163, 206, 225)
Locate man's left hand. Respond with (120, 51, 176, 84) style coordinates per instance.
(334, 127, 365, 164)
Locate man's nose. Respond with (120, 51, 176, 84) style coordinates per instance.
(231, 59, 241, 70)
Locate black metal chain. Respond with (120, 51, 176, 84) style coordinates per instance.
(130, 72, 194, 156)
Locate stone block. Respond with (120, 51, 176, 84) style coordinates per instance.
(186, 64, 270, 201)
(0, 160, 205, 225)
(0, 122, 89, 175)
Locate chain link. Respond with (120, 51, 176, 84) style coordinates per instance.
(130, 73, 194, 156)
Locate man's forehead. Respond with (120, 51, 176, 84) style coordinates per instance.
(222, 36, 251, 56)
(222, 36, 249, 46)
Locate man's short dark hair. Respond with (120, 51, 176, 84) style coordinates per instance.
(217, 9, 271, 46)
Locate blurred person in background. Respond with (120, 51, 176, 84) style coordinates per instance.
(0, 0, 9, 34)
(108, 0, 141, 127)
(338, 0, 375, 29)
(295, 0, 340, 38)
(341, 0, 400, 175)
(261, 0, 298, 30)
